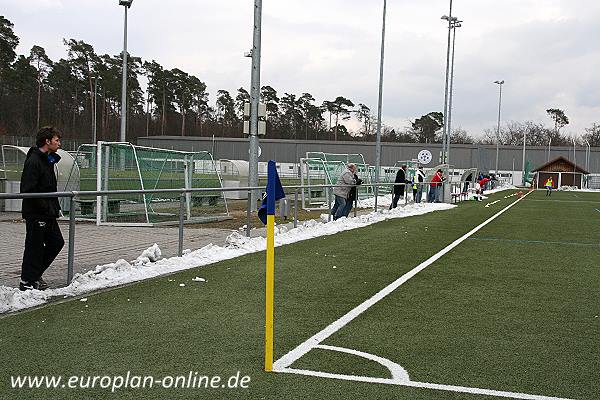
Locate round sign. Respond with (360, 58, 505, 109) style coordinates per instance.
(417, 150, 432, 165)
(248, 146, 262, 158)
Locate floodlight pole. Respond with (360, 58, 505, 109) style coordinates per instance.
(572, 138, 576, 171)
(441, 0, 454, 165)
(585, 139, 590, 171)
(93, 76, 98, 143)
(447, 19, 461, 170)
(494, 80, 504, 175)
(248, 0, 262, 212)
(119, 1, 131, 144)
(373, 0, 387, 210)
(522, 130, 526, 186)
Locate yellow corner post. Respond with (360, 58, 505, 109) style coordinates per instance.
(264, 214, 275, 372)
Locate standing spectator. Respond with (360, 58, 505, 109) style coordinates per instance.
(413, 166, 425, 203)
(331, 163, 357, 220)
(343, 169, 363, 217)
(19, 126, 65, 291)
(428, 169, 444, 203)
(463, 172, 473, 193)
(389, 165, 407, 209)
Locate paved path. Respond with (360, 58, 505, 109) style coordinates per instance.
(0, 213, 234, 289)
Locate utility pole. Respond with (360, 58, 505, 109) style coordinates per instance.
(373, 0, 387, 210)
(493, 80, 504, 175)
(248, 0, 262, 211)
(440, 0, 454, 165)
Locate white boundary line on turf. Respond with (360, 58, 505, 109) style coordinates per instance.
(271, 190, 574, 399)
(274, 190, 533, 371)
(278, 367, 574, 400)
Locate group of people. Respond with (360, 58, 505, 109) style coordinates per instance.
(331, 163, 362, 220)
(331, 163, 447, 221)
(18, 130, 496, 292)
(388, 165, 445, 208)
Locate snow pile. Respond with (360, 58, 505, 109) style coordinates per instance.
(560, 186, 600, 192)
(132, 243, 161, 266)
(0, 202, 455, 314)
(356, 195, 393, 208)
(487, 184, 518, 193)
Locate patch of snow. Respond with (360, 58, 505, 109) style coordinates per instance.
(132, 244, 161, 266)
(192, 277, 206, 282)
(356, 195, 393, 208)
(559, 186, 600, 192)
(0, 202, 455, 314)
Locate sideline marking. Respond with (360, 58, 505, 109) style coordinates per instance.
(485, 200, 501, 207)
(279, 345, 573, 400)
(274, 190, 532, 371)
(275, 189, 576, 399)
(526, 199, 599, 204)
(468, 237, 600, 247)
(279, 368, 573, 400)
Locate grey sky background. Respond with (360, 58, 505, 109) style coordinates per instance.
(4, 0, 600, 138)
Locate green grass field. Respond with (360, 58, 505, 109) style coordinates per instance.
(1, 189, 598, 399)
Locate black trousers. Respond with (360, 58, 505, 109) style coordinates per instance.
(389, 186, 405, 209)
(21, 219, 64, 283)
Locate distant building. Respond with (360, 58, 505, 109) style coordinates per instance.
(532, 156, 589, 189)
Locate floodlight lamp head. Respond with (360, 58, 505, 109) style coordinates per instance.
(119, 0, 133, 8)
(441, 15, 449, 20)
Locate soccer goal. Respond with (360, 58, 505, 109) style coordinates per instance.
(64, 142, 228, 226)
(299, 152, 373, 210)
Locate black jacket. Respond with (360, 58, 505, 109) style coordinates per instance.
(20, 147, 61, 219)
(393, 168, 406, 194)
(347, 174, 362, 202)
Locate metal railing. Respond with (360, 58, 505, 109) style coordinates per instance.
(0, 180, 451, 286)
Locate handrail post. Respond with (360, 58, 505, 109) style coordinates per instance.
(178, 192, 185, 257)
(67, 195, 76, 284)
(246, 190, 252, 237)
(293, 188, 298, 228)
(327, 187, 332, 222)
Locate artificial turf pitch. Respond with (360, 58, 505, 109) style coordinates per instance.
(0, 189, 598, 399)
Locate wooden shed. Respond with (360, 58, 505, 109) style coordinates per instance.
(532, 156, 589, 189)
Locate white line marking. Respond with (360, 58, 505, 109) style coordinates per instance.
(526, 199, 599, 204)
(485, 200, 501, 207)
(313, 344, 409, 382)
(274, 189, 574, 399)
(278, 368, 574, 400)
(274, 190, 532, 370)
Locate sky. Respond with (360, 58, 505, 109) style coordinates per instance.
(3, 0, 600, 138)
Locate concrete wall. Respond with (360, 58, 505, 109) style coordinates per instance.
(137, 136, 600, 173)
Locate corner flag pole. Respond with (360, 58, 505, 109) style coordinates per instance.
(264, 161, 277, 372)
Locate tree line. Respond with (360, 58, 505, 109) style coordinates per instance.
(1, 16, 599, 146)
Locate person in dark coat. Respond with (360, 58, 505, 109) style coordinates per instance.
(19, 126, 65, 291)
(343, 172, 362, 217)
(389, 165, 407, 209)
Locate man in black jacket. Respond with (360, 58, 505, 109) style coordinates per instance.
(19, 126, 65, 291)
(389, 165, 407, 209)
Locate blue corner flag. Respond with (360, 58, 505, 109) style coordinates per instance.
(258, 160, 285, 225)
